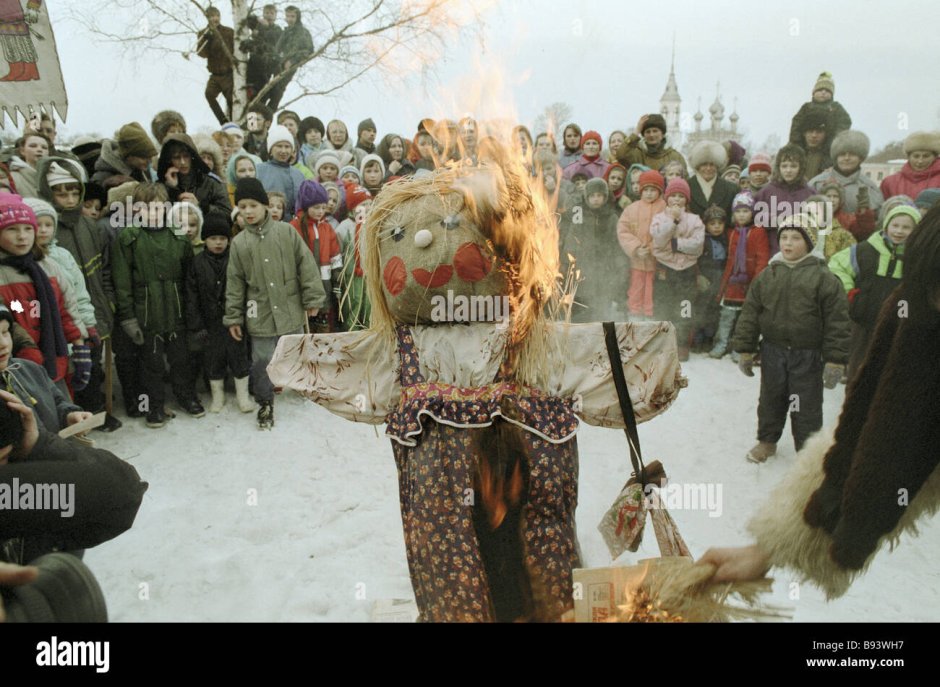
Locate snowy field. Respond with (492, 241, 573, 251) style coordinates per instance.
(83, 353, 940, 622)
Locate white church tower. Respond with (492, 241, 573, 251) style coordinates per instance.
(660, 39, 682, 148)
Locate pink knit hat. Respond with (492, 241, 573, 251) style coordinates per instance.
(663, 178, 691, 203)
(748, 152, 773, 174)
(0, 193, 37, 231)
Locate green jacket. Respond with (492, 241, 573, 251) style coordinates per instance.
(112, 225, 193, 334)
(224, 212, 326, 337)
(616, 133, 688, 172)
(829, 230, 904, 331)
(731, 253, 850, 364)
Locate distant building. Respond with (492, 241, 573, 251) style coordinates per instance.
(862, 160, 905, 185)
(660, 49, 682, 149)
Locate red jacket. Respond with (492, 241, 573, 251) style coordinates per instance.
(0, 259, 85, 382)
(880, 158, 940, 201)
(718, 225, 770, 304)
(290, 212, 343, 282)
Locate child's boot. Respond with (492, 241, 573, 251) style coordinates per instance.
(709, 308, 736, 358)
(234, 376, 255, 413)
(747, 442, 777, 463)
(209, 379, 226, 413)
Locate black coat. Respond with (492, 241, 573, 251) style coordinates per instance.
(157, 134, 232, 218)
(186, 249, 229, 333)
(689, 176, 738, 220)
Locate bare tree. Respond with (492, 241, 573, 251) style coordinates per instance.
(64, 0, 489, 124)
(532, 102, 573, 144)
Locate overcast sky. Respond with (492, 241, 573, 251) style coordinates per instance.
(42, 0, 940, 153)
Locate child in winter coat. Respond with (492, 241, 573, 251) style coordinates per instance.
(558, 178, 629, 323)
(224, 178, 326, 429)
(809, 130, 883, 217)
(649, 178, 705, 360)
(805, 194, 855, 261)
(828, 205, 920, 378)
(818, 179, 875, 242)
(0, 304, 90, 434)
(169, 201, 205, 255)
(266, 191, 287, 222)
(360, 155, 386, 197)
(617, 170, 666, 319)
(337, 183, 373, 331)
(732, 217, 850, 463)
(185, 212, 252, 415)
(111, 183, 204, 428)
(604, 163, 630, 210)
(691, 205, 728, 352)
(226, 151, 262, 207)
(289, 180, 343, 333)
(710, 192, 770, 359)
(788, 72, 852, 151)
(0, 194, 90, 394)
(753, 144, 816, 255)
(256, 124, 306, 214)
(36, 158, 117, 426)
(880, 131, 940, 201)
(23, 198, 98, 365)
(746, 153, 772, 195)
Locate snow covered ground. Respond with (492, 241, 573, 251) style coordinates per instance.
(84, 353, 940, 622)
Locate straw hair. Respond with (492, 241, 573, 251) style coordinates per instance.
(362, 143, 561, 386)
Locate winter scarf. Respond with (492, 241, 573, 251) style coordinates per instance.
(695, 173, 716, 202)
(803, 289, 940, 569)
(729, 226, 750, 284)
(0, 253, 69, 378)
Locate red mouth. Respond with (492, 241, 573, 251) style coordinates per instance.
(412, 265, 453, 288)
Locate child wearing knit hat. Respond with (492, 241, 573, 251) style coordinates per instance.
(337, 182, 373, 331)
(649, 178, 705, 360)
(690, 205, 729, 353)
(804, 193, 856, 261)
(617, 170, 666, 320)
(829, 204, 920, 378)
(746, 152, 772, 193)
(558, 177, 628, 323)
(185, 210, 252, 414)
(224, 177, 326, 428)
(788, 71, 853, 151)
(0, 193, 91, 393)
(710, 192, 770, 359)
(289, 180, 343, 333)
(256, 124, 306, 214)
(731, 211, 850, 463)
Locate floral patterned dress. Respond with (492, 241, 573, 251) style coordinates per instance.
(386, 325, 582, 622)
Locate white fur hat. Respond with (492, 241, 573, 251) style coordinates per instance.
(830, 130, 870, 161)
(903, 131, 940, 156)
(689, 140, 728, 171)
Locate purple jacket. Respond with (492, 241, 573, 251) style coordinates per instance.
(752, 181, 815, 253)
(562, 156, 611, 181)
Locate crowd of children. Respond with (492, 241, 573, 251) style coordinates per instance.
(0, 68, 939, 448)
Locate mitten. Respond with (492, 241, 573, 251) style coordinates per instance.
(696, 274, 711, 293)
(71, 344, 93, 391)
(856, 186, 870, 211)
(823, 362, 844, 389)
(86, 326, 101, 347)
(737, 352, 755, 377)
(121, 318, 145, 346)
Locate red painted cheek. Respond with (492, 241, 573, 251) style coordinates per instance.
(453, 242, 492, 283)
(383, 256, 407, 296)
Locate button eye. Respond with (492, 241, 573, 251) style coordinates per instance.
(391, 226, 405, 242)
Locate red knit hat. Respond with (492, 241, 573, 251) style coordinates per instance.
(664, 178, 691, 203)
(748, 152, 772, 174)
(0, 193, 37, 231)
(581, 130, 602, 148)
(344, 182, 372, 213)
(637, 170, 665, 193)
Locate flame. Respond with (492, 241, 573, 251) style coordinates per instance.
(477, 452, 524, 530)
